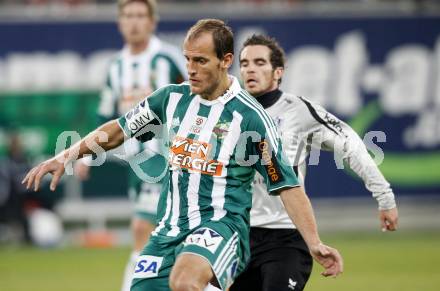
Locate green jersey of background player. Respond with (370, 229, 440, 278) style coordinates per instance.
(23, 19, 343, 291)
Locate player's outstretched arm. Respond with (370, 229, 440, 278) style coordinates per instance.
(333, 125, 398, 231)
(324, 120, 398, 231)
(22, 120, 125, 192)
(280, 186, 343, 277)
(301, 98, 398, 232)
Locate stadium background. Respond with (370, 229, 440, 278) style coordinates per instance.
(0, 1, 439, 290)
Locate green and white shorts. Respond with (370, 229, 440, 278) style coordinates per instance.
(130, 221, 247, 290)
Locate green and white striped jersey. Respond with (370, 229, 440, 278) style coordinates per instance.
(118, 76, 299, 239)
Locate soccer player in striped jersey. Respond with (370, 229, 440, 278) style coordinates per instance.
(74, 1, 185, 290)
(230, 34, 399, 291)
(23, 19, 342, 291)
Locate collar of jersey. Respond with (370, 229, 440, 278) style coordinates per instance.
(257, 88, 283, 109)
(196, 75, 241, 106)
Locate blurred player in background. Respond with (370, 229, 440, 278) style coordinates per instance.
(74, 1, 185, 290)
(230, 34, 399, 291)
(24, 19, 343, 291)
(0, 132, 32, 244)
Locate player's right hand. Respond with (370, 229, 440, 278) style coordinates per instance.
(379, 207, 399, 232)
(22, 157, 66, 192)
(74, 161, 90, 181)
(309, 243, 343, 278)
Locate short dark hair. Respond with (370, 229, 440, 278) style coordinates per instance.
(186, 19, 234, 60)
(241, 34, 286, 70)
(118, 0, 157, 20)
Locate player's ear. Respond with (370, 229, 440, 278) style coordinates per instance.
(274, 67, 284, 83)
(221, 53, 234, 70)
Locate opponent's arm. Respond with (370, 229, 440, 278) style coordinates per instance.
(299, 97, 398, 231)
(324, 121, 398, 231)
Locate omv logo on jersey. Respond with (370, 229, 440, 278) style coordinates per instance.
(133, 255, 164, 279)
(125, 100, 156, 136)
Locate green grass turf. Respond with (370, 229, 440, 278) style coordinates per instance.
(0, 231, 439, 291)
(308, 231, 440, 291)
(0, 246, 128, 291)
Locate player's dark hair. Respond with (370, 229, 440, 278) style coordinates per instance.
(241, 34, 286, 84)
(186, 19, 234, 60)
(118, 0, 157, 20)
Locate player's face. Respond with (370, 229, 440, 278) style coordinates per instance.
(240, 45, 281, 97)
(183, 32, 228, 98)
(118, 2, 155, 46)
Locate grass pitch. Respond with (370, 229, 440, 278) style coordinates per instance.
(1, 231, 439, 291)
(308, 231, 439, 291)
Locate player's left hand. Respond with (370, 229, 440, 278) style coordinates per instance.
(379, 207, 398, 232)
(309, 243, 343, 278)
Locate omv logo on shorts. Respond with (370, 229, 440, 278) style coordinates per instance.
(133, 255, 164, 279)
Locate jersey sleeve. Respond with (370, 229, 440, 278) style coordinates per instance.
(247, 111, 300, 195)
(298, 96, 396, 210)
(117, 86, 169, 143)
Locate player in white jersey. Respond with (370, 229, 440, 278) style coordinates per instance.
(74, 1, 185, 290)
(22, 20, 343, 291)
(230, 34, 398, 291)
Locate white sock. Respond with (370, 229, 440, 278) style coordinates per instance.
(121, 251, 140, 291)
(204, 283, 222, 291)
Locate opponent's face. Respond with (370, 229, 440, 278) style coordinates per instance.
(118, 2, 155, 46)
(183, 32, 232, 98)
(240, 45, 282, 97)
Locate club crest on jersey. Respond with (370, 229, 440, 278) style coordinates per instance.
(169, 137, 223, 176)
(184, 227, 223, 253)
(133, 255, 163, 279)
(212, 121, 230, 140)
(257, 140, 285, 183)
